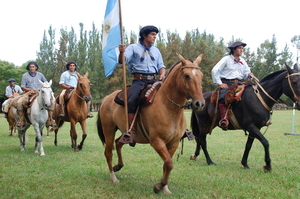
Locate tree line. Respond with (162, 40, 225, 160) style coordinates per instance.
(0, 23, 299, 105)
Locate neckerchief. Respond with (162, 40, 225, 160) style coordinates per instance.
(234, 59, 243, 65)
(140, 42, 155, 62)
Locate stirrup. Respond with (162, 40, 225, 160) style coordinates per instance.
(219, 118, 229, 129)
(119, 133, 131, 144)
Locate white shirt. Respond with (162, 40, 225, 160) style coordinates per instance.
(211, 55, 251, 85)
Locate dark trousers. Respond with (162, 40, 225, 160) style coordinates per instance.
(128, 79, 148, 113)
(218, 81, 235, 104)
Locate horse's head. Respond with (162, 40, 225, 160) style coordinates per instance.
(77, 72, 92, 102)
(39, 79, 53, 108)
(284, 63, 300, 110)
(164, 53, 205, 111)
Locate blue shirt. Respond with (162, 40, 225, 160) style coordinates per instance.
(59, 71, 78, 87)
(5, 85, 22, 97)
(21, 72, 47, 90)
(211, 55, 251, 85)
(123, 43, 165, 74)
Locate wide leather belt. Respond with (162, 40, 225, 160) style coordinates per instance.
(133, 73, 156, 80)
(221, 78, 241, 83)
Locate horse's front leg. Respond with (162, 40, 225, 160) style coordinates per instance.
(152, 140, 180, 194)
(18, 129, 25, 152)
(245, 124, 271, 172)
(77, 120, 87, 150)
(33, 124, 45, 156)
(70, 120, 78, 152)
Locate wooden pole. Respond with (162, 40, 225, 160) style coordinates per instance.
(118, 0, 128, 130)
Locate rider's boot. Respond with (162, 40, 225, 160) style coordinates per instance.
(119, 113, 136, 147)
(16, 110, 26, 130)
(59, 104, 65, 118)
(219, 104, 229, 130)
(4, 112, 8, 118)
(48, 110, 58, 130)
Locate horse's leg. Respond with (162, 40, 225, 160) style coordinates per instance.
(113, 137, 124, 172)
(244, 124, 271, 172)
(18, 129, 25, 151)
(33, 124, 45, 156)
(77, 120, 87, 150)
(69, 120, 78, 152)
(152, 140, 180, 194)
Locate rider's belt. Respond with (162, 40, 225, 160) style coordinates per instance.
(221, 78, 241, 83)
(133, 73, 156, 80)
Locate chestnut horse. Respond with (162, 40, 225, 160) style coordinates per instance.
(97, 53, 205, 194)
(53, 72, 91, 151)
(190, 64, 300, 172)
(7, 106, 16, 136)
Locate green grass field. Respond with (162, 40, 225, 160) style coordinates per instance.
(1, 110, 300, 199)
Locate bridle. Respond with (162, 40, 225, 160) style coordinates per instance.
(162, 64, 202, 108)
(286, 72, 300, 102)
(252, 71, 300, 110)
(74, 77, 90, 102)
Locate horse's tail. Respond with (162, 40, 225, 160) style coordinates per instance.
(96, 103, 105, 145)
(190, 111, 199, 139)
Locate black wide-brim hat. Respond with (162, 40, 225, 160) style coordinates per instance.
(228, 41, 247, 49)
(7, 78, 16, 82)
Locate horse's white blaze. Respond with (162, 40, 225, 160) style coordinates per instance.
(192, 68, 198, 76)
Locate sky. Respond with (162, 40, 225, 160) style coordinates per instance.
(0, 0, 299, 66)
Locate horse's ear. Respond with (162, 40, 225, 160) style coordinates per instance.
(84, 71, 89, 78)
(285, 63, 293, 74)
(194, 54, 203, 66)
(294, 63, 299, 72)
(38, 79, 44, 85)
(176, 52, 187, 65)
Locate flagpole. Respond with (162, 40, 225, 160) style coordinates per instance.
(118, 0, 128, 131)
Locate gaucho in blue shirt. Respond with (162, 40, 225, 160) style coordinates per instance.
(118, 25, 166, 146)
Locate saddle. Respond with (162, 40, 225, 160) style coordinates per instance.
(114, 80, 162, 107)
(55, 88, 75, 104)
(210, 81, 254, 105)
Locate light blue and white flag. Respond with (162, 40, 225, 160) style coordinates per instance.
(102, 0, 121, 77)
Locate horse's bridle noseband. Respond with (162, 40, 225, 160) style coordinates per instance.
(286, 72, 300, 102)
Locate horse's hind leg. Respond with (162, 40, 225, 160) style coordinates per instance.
(113, 137, 124, 172)
(105, 133, 120, 183)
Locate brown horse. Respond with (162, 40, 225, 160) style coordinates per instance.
(53, 72, 92, 151)
(97, 53, 205, 194)
(7, 107, 16, 136)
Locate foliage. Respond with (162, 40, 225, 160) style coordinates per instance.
(1, 24, 297, 103)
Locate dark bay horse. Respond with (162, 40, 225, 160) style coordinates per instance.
(53, 72, 91, 151)
(190, 64, 300, 172)
(97, 53, 205, 194)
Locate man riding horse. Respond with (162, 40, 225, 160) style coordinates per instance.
(118, 25, 166, 146)
(58, 61, 93, 119)
(11, 62, 56, 130)
(211, 41, 254, 129)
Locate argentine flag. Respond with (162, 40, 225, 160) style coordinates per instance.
(102, 0, 121, 77)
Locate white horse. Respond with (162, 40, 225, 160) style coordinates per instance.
(13, 80, 53, 156)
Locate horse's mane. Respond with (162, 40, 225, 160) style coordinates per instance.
(259, 70, 286, 83)
(166, 59, 193, 78)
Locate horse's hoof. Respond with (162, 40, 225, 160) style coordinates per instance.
(78, 145, 83, 150)
(263, 165, 271, 172)
(190, 155, 197, 160)
(153, 182, 163, 194)
(40, 153, 46, 156)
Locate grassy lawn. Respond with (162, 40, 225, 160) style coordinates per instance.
(0, 110, 300, 199)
